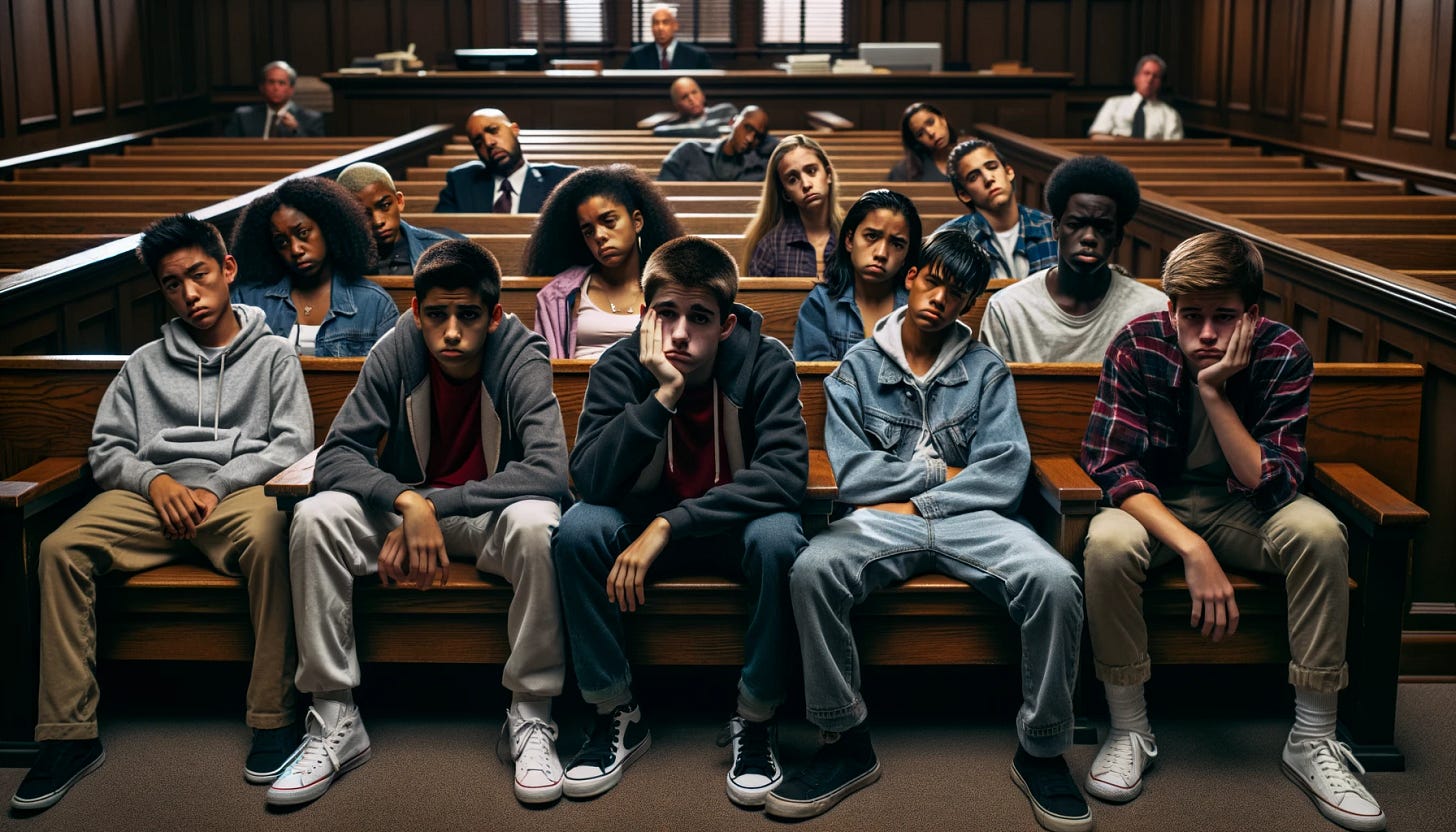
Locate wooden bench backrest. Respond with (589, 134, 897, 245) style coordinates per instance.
(0, 357, 1422, 500)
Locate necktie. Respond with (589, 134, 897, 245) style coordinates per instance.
(660, 48, 670, 70)
(494, 178, 514, 214)
(1132, 99, 1147, 139)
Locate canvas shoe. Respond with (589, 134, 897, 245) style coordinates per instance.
(244, 724, 305, 784)
(265, 704, 371, 807)
(716, 715, 782, 807)
(1085, 729, 1158, 803)
(562, 701, 651, 799)
(1282, 737, 1386, 831)
(499, 702, 563, 804)
(1011, 746, 1093, 832)
(764, 723, 879, 820)
(10, 739, 105, 812)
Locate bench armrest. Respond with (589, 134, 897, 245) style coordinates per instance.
(0, 457, 90, 510)
(1031, 456, 1101, 517)
(265, 448, 319, 512)
(1312, 462, 1428, 534)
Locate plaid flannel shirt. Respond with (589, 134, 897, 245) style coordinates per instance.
(1079, 311, 1313, 512)
(934, 204, 1058, 280)
(749, 212, 835, 278)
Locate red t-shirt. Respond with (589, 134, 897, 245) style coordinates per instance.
(424, 356, 489, 488)
(661, 382, 731, 503)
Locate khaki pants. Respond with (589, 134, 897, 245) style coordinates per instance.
(1082, 487, 1349, 693)
(36, 486, 296, 740)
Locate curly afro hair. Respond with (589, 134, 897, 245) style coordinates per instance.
(1043, 155, 1141, 228)
(229, 175, 377, 284)
(522, 164, 685, 277)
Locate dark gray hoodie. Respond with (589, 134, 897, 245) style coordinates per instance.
(89, 304, 313, 499)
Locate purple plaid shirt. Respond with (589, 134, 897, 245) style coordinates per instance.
(1080, 311, 1313, 512)
(749, 212, 834, 278)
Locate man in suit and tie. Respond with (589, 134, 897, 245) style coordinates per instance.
(435, 108, 580, 214)
(1088, 54, 1183, 141)
(223, 61, 326, 139)
(623, 5, 712, 71)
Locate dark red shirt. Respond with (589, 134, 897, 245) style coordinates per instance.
(661, 383, 731, 503)
(424, 356, 489, 488)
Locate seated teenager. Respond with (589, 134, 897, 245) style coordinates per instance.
(979, 156, 1166, 362)
(793, 189, 922, 361)
(272, 240, 570, 808)
(1079, 231, 1383, 832)
(658, 106, 778, 182)
(935, 138, 1056, 281)
(523, 164, 686, 359)
(336, 162, 464, 275)
(229, 177, 397, 356)
(11, 215, 313, 812)
(552, 237, 808, 807)
(888, 102, 955, 182)
(743, 134, 845, 278)
(767, 231, 1090, 832)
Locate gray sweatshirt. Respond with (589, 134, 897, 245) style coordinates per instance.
(89, 304, 314, 500)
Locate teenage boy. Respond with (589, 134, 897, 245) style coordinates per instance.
(552, 236, 808, 807)
(935, 138, 1057, 281)
(336, 162, 463, 274)
(767, 231, 1090, 832)
(11, 214, 312, 812)
(979, 155, 1166, 362)
(1080, 231, 1383, 831)
(272, 239, 570, 807)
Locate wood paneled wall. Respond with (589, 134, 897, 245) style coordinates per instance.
(0, 0, 212, 159)
(1169, 0, 1456, 171)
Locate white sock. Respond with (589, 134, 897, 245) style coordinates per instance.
(1105, 683, 1154, 738)
(1290, 689, 1338, 745)
(595, 689, 633, 715)
(313, 689, 354, 729)
(511, 696, 551, 724)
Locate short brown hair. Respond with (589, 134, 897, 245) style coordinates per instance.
(1162, 231, 1263, 309)
(641, 236, 738, 322)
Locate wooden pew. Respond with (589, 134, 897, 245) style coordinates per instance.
(0, 234, 128, 268)
(0, 181, 275, 198)
(401, 212, 964, 236)
(1240, 215, 1456, 235)
(1290, 235, 1456, 271)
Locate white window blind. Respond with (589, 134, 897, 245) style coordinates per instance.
(761, 0, 845, 46)
(632, 1, 734, 44)
(514, 0, 607, 44)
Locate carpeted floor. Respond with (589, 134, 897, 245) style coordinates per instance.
(2, 666, 1452, 831)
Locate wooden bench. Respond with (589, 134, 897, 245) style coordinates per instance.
(0, 355, 1426, 768)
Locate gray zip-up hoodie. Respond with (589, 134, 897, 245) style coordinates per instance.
(89, 304, 313, 499)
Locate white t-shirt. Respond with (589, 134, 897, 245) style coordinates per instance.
(993, 222, 1028, 281)
(288, 324, 321, 356)
(978, 267, 1168, 363)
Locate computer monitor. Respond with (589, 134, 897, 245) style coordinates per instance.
(857, 42, 943, 73)
(454, 49, 542, 71)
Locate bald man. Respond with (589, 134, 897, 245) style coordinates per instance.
(652, 77, 738, 138)
(658, 106, 778, 181)
(623, 5, 712, 70)
(435, 108, 579, 214)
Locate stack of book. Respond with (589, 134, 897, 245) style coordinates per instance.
(786, 53, 833, 74)
(832, 58, 874, 74)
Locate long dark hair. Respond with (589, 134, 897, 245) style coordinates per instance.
(229, 176, 376, 283)
(522, 164, 685, 276)
(823, 189, 924, 298)
(898, 102, 957, 181)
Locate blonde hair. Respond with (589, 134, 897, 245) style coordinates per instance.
(1162, 231, 1264, 309)
(741, 134, 845, 268)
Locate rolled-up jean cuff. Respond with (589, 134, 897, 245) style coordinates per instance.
(36, 721, 99, 742)
(1094, 656, 1152, 687)
(1289, 661, 1348, 693)
(581, 677, 634, 708)
(737, 679, 779, 722)
(807, 699, 868, 734)
(1018, 719, 1074, 758)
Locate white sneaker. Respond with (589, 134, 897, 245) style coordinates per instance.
(1085, 730, 1157, 803)
(499, 703, 563, 804)
(718, 716, 782, 807)
(1282, 738, 1387, 831)
(265, 705, 372, 807)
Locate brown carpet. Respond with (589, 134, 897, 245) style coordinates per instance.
(2, 666, 1452, 832)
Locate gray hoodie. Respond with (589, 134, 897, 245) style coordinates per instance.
(89, 304, 314, 499)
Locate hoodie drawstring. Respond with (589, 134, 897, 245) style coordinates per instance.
(196, 352, 226, 440)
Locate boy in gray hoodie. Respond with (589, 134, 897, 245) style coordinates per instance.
(274, 239, 570, 808)
(765, 230, 1090, 832)
(11, 215, 314, 813)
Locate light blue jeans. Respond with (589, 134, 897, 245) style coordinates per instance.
(790, 507, 1083, 756)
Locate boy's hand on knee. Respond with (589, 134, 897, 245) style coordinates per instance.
(397, 494, 446, 591)
(189, 488, 219, 524)
(379, 526, 407, 585)
(148, 473, 202, 540)
(607, 517, 671, 613)
(1183, 547, 1240, 642)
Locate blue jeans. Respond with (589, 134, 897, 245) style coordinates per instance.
(552, 502, 805, 714)
(790, 508, 1083, 756)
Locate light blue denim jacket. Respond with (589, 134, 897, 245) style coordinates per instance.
(231, 273, 398, 357)
(825, 307, 1031, 519)
(793, 282, 910, 361)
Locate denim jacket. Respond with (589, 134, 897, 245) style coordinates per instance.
(793, 282, 910, 361)
(825, 308, 1031, 519)
(231, 273, 399, 357)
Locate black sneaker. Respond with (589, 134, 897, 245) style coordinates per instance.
(10, 739, 105, 811)
(716, 715, 782, 807)
(763, 723, 880, 820)
(562, 701, 651, 799)
(244, 723, 305, 784)
(1011, 746, 1093, 832)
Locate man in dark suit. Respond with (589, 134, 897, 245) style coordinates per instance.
(223, 61, 325, 138)
(622, 5, 712, 70)
(337, 162, 466, 275)
(435, 108, 579, 214)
